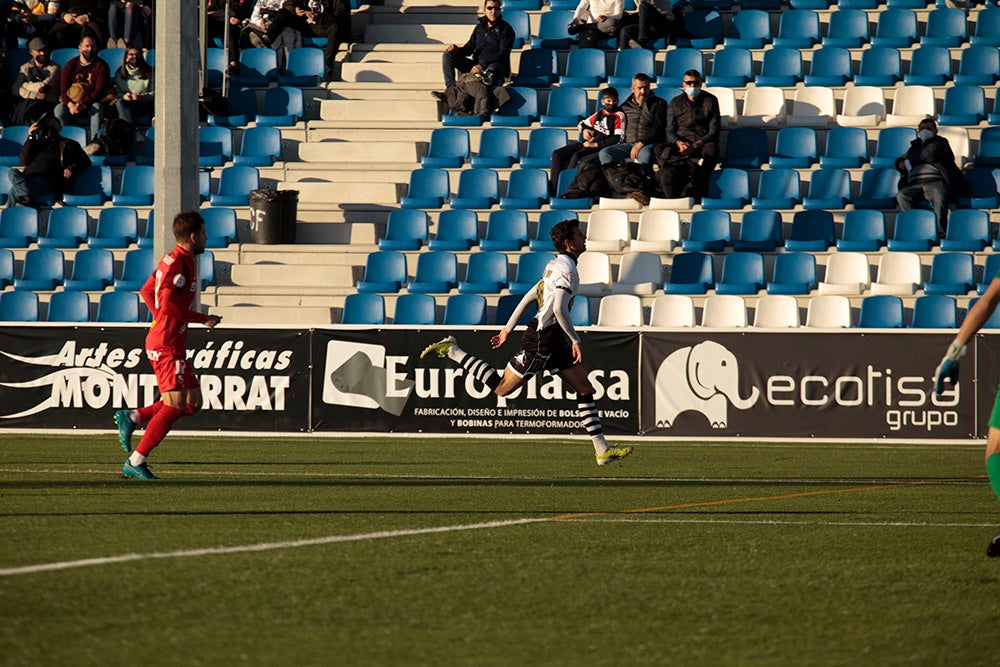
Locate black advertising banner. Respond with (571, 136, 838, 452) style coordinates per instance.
(976, 335, 1000, 437)
(640, 332, 973, 439)
(0, 326, 311, 431)
(311, 328, 640, 435)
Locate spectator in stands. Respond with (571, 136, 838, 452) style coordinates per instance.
(54, 33, 110, 139)
(112, 44, 153, 125)
(243, 0, 283, 48)
(655, 69, 720, 200)
(433, 0, 514, 94)
(895, 119, 968, 235)
(257, 1, 352, 82)
(568, 0, 624, 49)
(47, 2, 106, 49)
(549, 86, 626, 195)
(107, 0, 152, 49)
(7, 115, 91, 208)
(207, 0, 255, 76)
(10, 36, 61, 126)
(597, 72, 666, 167)
(3, 1, 61, 50)
(618, 0, 689, 50)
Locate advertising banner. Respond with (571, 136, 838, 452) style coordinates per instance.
(0, 326, 311, 431)
(311, 328, 640, 435)
(640, 332, 973, 439)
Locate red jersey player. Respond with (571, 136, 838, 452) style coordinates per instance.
(115, 211, 222, 480)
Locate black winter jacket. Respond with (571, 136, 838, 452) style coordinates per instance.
(619, 92, 667, 145)
(457, 16, 516, 80)
(665, 90, 721, 145)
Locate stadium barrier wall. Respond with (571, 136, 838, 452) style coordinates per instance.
(0, 326, 989, 440)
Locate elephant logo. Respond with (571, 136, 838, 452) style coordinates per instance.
(654, 341, 760, 429)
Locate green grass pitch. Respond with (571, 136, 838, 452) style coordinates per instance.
(1, 433, 999, 666)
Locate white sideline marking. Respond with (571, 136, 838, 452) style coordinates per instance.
(572, 518, 998, 528)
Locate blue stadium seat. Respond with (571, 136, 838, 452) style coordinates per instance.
(903, 45, 952, 86)
(202, 207, 238, 248)
(46, 290, 90, 323)
(530, 210, 577, 251)
(138, 210, 154, 248)
(0, 126, 28, 166)
(341, 293, 386, 325)
(377, 209, 428, 251)
(0, 168, 9, 206)
(458, 251, 509, 294)
(0, 248, 12, 289)
(62, 165, 111, 207)
(662, 252, 714, 295)
(837, 209, 886, 252)
(14, 248, 64, 291)
(715, 252, 765, 295)
(766, 252, 817, 295)
(724, 10, 771, 49)
(406, 251, 458, 293)
(63, 248, 114, 291)
(854, 168, 899, 209)
(509, 251, 555, 293)
(234, 126, 282, 167)
(773, 9, 820, 49)
(112, 165, 155, 207)
(505, 9, 530, 48)
(198, 251, 216, 289)
(887, 209, 938, 252)
(443, 294, 487, 325)
(700, 169, 749, 210)
(821, 9, 869, 49)
(495, 292, 537, 326)
(973, 127, 1000, 168)
(705, 48, 752, 88)
(752, 169, 801, 210)
(804, 47, 851, 87)
(470, 128, 520, 169)
(535, 11, 574, 49)
(961, 167, 1000, 209)
(989, 96, 1000, 126)
(230, 47, 279, 87)
(909, 295, 957, 329)
(428, 209, 479, 251)
(819, 127, 869, 169)
(59, 124, 88, 148)
(400, 168, 449, 209)
(539, 86, 588, 128)
(755, 48, 803, 87)
(50, 47, 78, 67)
(970, 7, 1000, 47)
(0, 207, 38, 248)
(770, 127, 817, 169)
(550, 168, 593, 209)
(858, 295, 904, 328)
(854, 47, 902, 87)
(785, 210, 835, 251)
(0, 290, 39, 321)
(676, 10, 724, 49)
(721, 127, 769, 169)
(114, 248, 154, 291)
(656, 48, 702, 88)
(681, 210, 731, 252)
(942, 209, 989, 251)
(978, 255, 1000, 294)
(208, 87, 257, 127)
(520, 128, 568, 169)
(38, 207, 88, 249)
(802, 168, 851, 210)
(422, 128, 470, 168)
(255, 86, 303, 126)
(88, 207, 138, 249)
(870, 9, 917, 49)
(204, 47, 226, 88)
(490, 87, 538, 127)
(609, 49, 654, 89)
(392, 293, 437, 325)
(96, 291, 139, 323)
(871, 127, 917, 169)
(500, 168, 549, 209)
(480, 209, 528, 251)
(503, 0, 541, 10)
(953, 45, 999, 86)
(734, 210, 782, 252)
(450, 168, 499, 209)
(920, 8, 967, 48)
(278, 47, 324, 86)
(357, 250, 407, 293)
(923, 253, 974, 295)
(209, 166, 259, 207)
(559, 48, 606, 88)
(512, 48, 558, 87)
(570, 293, 591, 326)
(198, 125, 233, 168)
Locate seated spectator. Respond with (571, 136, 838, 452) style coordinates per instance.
(113, 45, 153, 125)
(568, 0, 624, 49)
(434, 0, 514, 94)
(598, 72, 666, 167)
(618, 0, 689, 50)
(48, 2, 106, 49)
(8, 115, 91, 208)
(243, 0, 285, 48)
(549, 86, 626, 195)
(3, 1, 62, 51)
(11, 36, 61, 126)
(54, 34, 110, 139)
(107, 0, 152, 49)
(260, 0, 353, 83)
(207, 0, 255, 76)
(655, 69, 720, 200)
(895, 118, 968, 235)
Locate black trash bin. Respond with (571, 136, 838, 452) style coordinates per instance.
(248, 189, 299, 244)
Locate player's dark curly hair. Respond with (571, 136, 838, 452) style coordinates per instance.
(173, 210, 205, 241)
(550, 219, 580, 252)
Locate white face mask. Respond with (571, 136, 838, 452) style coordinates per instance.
(918, 129, 935, 142)
(683, 85, 700, 98)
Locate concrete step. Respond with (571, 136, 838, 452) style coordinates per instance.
(210, 305, 336, 325)
(279, 180, 403, 204)
(284, 165, 413, 182)
(297, 140, 419, 163)
(307, 121, 442, 138)
(364, 23, 472, 45)
(340, 61, 441, 84)
(240, 246, 371, 266)
(318, 98, 439, 122)
(228, 263, 354, 287)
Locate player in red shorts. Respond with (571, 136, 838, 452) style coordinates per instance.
(114, 210, 222, 480)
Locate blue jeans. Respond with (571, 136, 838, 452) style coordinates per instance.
(598, 142, 655, 166)
(896, 180, 950, 232)
(108, 2, 149, 48)
(7, 170, 54, 207)
(54, 102, 104, 142)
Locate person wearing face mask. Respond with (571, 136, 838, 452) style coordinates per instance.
(54, 34, 110, 139)
(11, 36, 61, 126)
(895, 119, 968, 235)
(548, 87, 626, 195)
(112, 45, 153, 125)
(7, 114, 90, 208)
(655, 69, 720, 200)
(597, 72, 667, 168)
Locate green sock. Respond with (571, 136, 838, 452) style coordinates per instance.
(987, 454, 1000, 502)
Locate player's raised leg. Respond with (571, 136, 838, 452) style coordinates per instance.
(421, 335, 502, 392)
